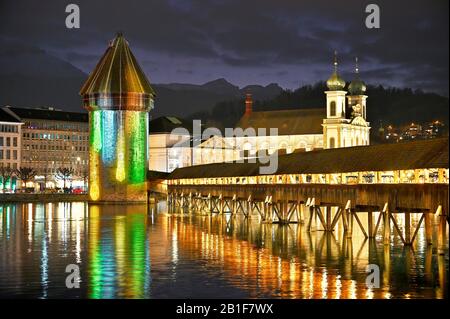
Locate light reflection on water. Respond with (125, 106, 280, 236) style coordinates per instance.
(0, 201, 447, 299)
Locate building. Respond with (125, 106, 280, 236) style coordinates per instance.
(221, 53, 370, 159)
(149, 116, 192, 172)
(381, 120, 447, 143)
(1, 106, 89, 190)
(148, 116, 238, 172)
(0, 108, 22, 170)
(0, 108, 23, 192)
(80, 33, 154, 202)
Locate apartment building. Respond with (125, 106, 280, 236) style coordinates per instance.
(2, 106, 89, 190)
(0, 108, 23, 191)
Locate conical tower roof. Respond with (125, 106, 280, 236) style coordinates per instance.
(80, 33, 155, 96)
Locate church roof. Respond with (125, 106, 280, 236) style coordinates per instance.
(236, 108, 325, 135)
(80, 33, 155, 96)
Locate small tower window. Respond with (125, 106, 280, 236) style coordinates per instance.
(329, 137, 335, 148)
(330, 101, 336, 116)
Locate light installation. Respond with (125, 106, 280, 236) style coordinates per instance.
(80, 33, 155, 202)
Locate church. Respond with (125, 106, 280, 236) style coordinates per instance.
(149, 53, 372, 170)
(198, 53, 371, 164)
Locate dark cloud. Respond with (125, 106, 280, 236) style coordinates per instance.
(0, 0, 448, 94)
(176, 68, 194, 74)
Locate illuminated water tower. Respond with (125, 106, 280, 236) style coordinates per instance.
(80, 33, 155, 202)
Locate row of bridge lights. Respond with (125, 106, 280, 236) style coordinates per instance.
(169, 168, 449, 186)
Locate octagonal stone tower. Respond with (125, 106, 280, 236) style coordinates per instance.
(80, 33, 155, 202)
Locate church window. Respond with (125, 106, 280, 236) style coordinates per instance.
(330, 101, 336, 116)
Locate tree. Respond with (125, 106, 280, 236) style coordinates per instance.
(81, 169, 89, 192)
(0, 167, 14, 192)
(55, 167, 75, 189)
(14, 167, 37, 190)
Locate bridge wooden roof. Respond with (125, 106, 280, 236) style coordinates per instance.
(168, 137, 449, 179)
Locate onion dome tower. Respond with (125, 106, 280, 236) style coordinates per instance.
(324, 51, 347, 120)
(80, 33, 155, 202)
(347, 57, 368, 119)
(326, 52, 346, 91)
(323, 51, 348, 149)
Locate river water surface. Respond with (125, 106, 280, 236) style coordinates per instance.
(0, 202, 447, 298)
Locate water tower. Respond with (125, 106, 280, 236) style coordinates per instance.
(80, 33, 155, 202)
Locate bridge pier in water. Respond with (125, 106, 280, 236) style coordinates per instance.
(166, 184, 448, 247)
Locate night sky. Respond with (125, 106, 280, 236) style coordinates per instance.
(0, 0, 448, 95)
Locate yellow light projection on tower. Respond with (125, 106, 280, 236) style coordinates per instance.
(80, 33, 155, 202)
(116, 116, 126, 182)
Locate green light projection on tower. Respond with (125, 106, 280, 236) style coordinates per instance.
(129, 112, 147, 184)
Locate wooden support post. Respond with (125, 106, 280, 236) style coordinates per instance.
(368, 211, 374, 238)
(425, 245, 433, 283)
(404, 212, 411, 245)
(383, 242, 390, 286)
(373, 212, 383, 236)
(219, 196, 224, 214)
(424, 213, 433, 245)
(280, 201, 286, 223)
(438, 212, 447, 255)
(326, 206, 332, 231)
(346, 209, 353, 238)
(188, 193, 193, 210)
(246, 199, 250, 218)
(307, 206, 314, 232)
(353, 212, 368, 238)
(383, 203, 390, 245)
(316, 207, 327, 231)
(341, 206, 348, 232)
(208, 194, 212, 214)
(299, 202, 304, 224)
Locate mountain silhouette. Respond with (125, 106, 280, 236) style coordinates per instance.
(0, 39, 283, 117)
(0, 37, 86, 112)
(0, 39, 447, 130)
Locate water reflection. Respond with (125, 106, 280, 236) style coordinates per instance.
(0, 202, 447, 298)
(87, 205, 151, 298)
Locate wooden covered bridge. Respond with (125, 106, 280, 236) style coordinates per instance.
(165, 138, 449, 248)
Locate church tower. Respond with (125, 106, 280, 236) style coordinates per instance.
(347, 57, 370, 146)
(322, 51, 347, 149)
(347, 57, 368, 119)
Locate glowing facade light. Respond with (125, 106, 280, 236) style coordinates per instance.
(89, 150, 100, 201)
(102, 111, 116, 165)
(91, 110, 102, 152)
(115, 116, 126, 182)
